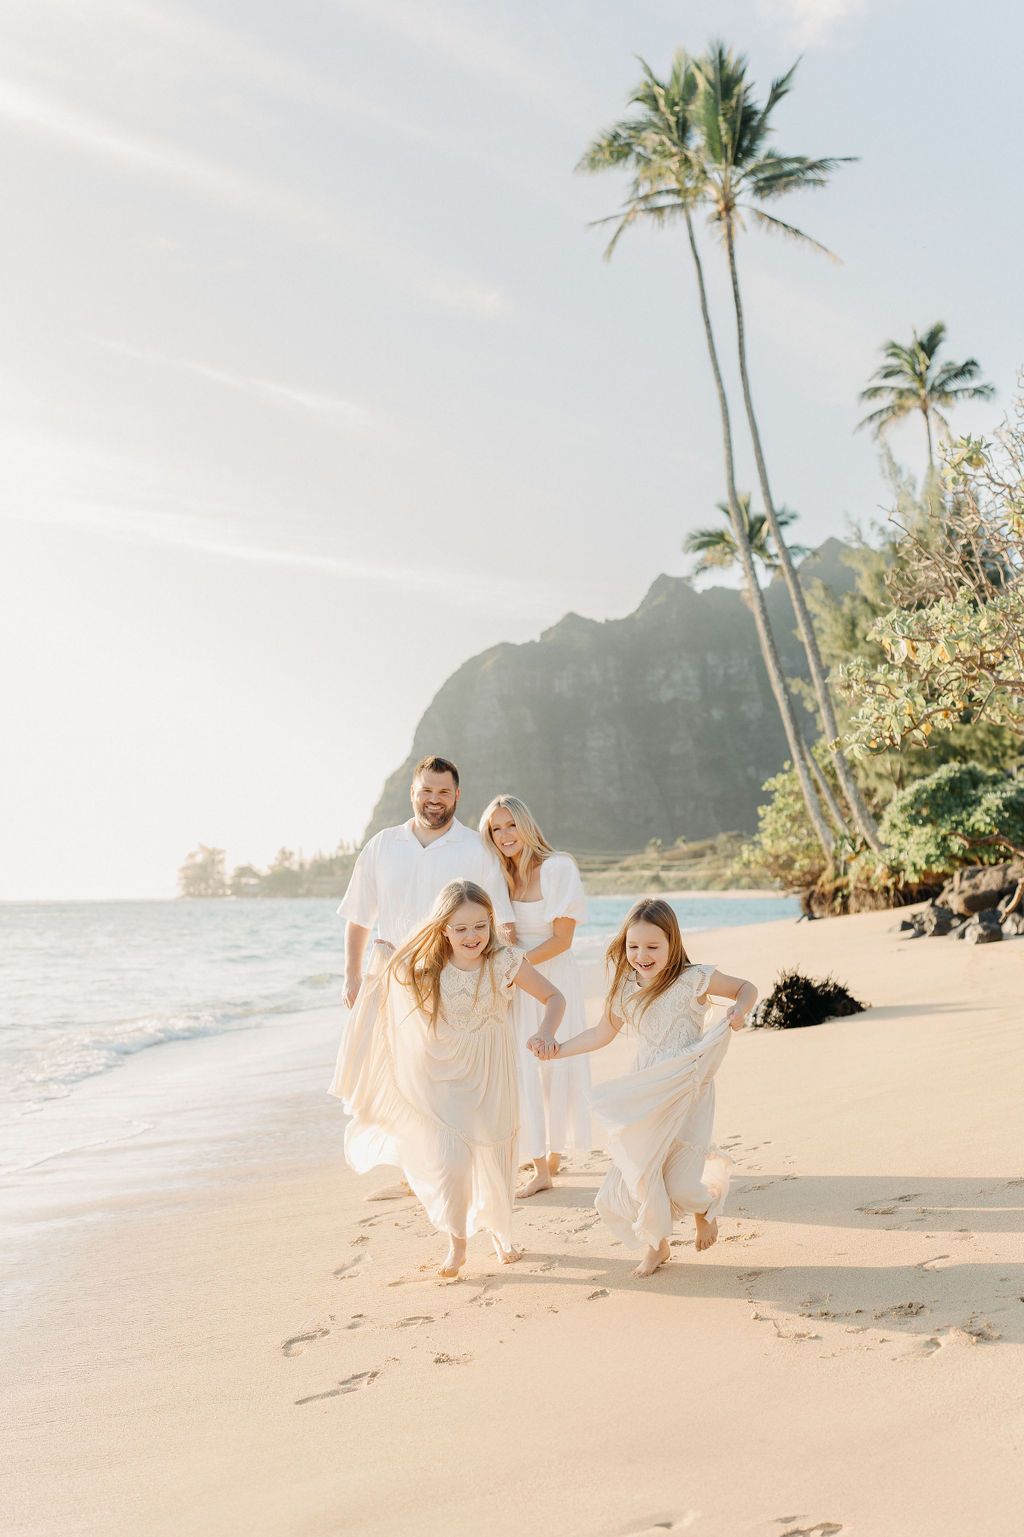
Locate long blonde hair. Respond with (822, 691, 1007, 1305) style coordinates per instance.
(386, 880, 503, 1033)
(605, 898, 692, 1021)
(479, 794, 556, 899)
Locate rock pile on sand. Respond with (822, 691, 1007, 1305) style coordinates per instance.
(899, 858, 1024, 944)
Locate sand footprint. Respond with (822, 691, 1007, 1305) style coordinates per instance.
(295, 1369, 381, 1405)
(432, 1352, 472, 1366)
(873, 1301, 928, 1320)
(281, 1327, 330, 1357)
(625, 1514, 701, 1534)
(333, 1253, 371, 1279)
(394, 1315, 433, 1329)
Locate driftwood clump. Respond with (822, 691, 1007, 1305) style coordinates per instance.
(750, 968, 867, 1031)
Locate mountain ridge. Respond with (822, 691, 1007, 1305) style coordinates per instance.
(364, 540, 855, 851)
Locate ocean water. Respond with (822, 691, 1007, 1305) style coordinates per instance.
(0, 894, 798, 1192)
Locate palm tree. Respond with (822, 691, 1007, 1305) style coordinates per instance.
(857, 322, 994, 468)
(686, 42, 884, 854)
(684, 495, 808, 578)
(683, 499, 848, 834)
(578, 52, 835, 857)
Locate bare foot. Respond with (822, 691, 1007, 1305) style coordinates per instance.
(365, 1180, 412, 1202)
(547, 1152, 563, 1176)
(633, 1238, 671, 1278)
(437, 1236, 467, 1278)
(515, 1170, 553, 1199)
(491, 1236, 523, 1265)
(694, 1213, 719, 1252)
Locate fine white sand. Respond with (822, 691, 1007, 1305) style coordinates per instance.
(4, 908, 1024, 1537)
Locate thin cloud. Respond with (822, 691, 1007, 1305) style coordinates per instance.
(0, 76, 320, 225)
(0, 74, 512, 318)
(760, 0, 869, 45)
(426, 279, 512, 317)
(103, 342, 385, 434)
(333, 0, 598, 133)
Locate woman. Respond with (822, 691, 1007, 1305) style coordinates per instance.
(480, 795, 592, 1196)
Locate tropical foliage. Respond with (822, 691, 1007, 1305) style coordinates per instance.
(839, 398, 1024, 758)
(737, 743, 847, 891)
(857, 322, 995, 467)
(873, 763, 1024, 883)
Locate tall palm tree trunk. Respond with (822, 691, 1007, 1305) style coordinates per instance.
(800, 736, 847, 834)
(923, 407, 934, 470)
(722, 224, 884, 854)
(685, 212, 834, 857)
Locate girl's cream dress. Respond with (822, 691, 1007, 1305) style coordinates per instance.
(591, 963, 732, 1251)
(332, 946, 524, 1249)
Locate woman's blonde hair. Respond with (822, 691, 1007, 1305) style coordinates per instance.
(386, 880, 503, 1033)
(479, 795, 556, 899)
(605, 898, 692, 1021)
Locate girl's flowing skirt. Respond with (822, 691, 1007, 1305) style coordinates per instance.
(590, 1020, 733, 1251)
(329, 954, 518, 1247)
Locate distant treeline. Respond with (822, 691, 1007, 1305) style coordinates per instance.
(177, 832, 766, 900)
(177, 843, 357, 899)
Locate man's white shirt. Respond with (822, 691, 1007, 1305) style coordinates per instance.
(338, 818, 515, 945)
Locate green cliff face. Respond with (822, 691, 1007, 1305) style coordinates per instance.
(364, 543, 853, 852)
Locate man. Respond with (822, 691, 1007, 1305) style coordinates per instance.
(340, 754, 514, 1008)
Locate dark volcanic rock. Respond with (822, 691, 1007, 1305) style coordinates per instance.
(920, 904, 955, 936)
(960, 908, 1003, 944)
(944, 860, 1024, 916)
(364, 544, 856, 848)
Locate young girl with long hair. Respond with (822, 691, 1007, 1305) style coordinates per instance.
(334, 880, 564, 1278)
(529, 898, 755, 1278)
(480, 796, 591, 1198)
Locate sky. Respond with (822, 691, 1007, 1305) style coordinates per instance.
(2, 0, 1022, 899)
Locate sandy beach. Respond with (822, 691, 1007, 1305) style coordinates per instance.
(4, 906, 1024, 1537)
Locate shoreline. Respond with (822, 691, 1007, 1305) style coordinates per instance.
(5, 908, 1023, 1536)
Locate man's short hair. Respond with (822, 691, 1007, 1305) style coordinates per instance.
(412, 754, 460, 789)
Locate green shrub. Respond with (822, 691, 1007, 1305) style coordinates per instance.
(876, 761, 1024, 881)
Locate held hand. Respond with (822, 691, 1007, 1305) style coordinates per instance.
(528, 1034, 559, 1060)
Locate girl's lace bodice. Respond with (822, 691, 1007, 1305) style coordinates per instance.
(438, 946, 524, 1034)
(613, 964, 716, 1069)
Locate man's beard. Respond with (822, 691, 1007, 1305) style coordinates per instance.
(416, 803, 455, 830)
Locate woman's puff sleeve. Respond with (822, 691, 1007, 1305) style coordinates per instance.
(540, 855, 588, 926)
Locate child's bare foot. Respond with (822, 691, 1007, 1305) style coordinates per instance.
(633, 1238, 671, 1278)
(547, 1152, 563, 1176)
(694, 1212, 719, 1252)
(515, 1169, 552, 1198)
(491, 1236, 523, 1265)
(437, 1235, 467, 1278)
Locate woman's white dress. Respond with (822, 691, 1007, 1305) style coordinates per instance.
(591, 964, 732, 1251)
(512, 855, 592, 1161)
(331, 946, 523, 1248)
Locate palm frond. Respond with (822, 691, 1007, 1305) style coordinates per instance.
(745, 206, 839, 258)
